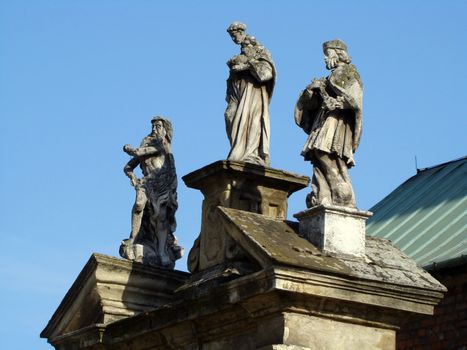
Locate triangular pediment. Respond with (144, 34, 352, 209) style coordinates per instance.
(41, 254, 189, 341)
(217, 206, 446, 292)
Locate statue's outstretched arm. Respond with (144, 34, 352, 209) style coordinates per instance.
(133, 146, 161, 157)
(124, 144, 161, 157)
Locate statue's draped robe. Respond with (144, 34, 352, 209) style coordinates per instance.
(225, 50, 275, 166)
(121, 134, 181, 268)
(139, 137, 178, 241)
(295, 64, 363, 167)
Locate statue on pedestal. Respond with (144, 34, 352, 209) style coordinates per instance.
(295, 40, 363, 208)
(225, 22, 276, 167)
(120, 117, 182, 269)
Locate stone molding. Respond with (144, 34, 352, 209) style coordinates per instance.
(44, 263, 443, 349)
(41, 253, 189, 341)
(183, 160, 309, 197)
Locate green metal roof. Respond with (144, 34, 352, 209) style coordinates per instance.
(366, 157, 467, 270)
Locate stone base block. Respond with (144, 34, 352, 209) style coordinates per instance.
(281, 313, 394, 349)
(294, 205, 372, 258)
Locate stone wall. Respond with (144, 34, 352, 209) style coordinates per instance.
(397, 263, 467, 349)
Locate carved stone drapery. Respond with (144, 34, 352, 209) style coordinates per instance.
(225, 22, 276, 166)
(295, 39, 362, 208)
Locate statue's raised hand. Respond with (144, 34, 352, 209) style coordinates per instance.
(123, 144, 136, 156)
(323, 96, 344, 111)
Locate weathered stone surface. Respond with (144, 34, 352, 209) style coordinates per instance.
(120, 117, 183, 268)
(257, 345, 312, 350)
(183, 160, 309, 273)
(219, 207, 445, 295)
(295, 39, 362, 208)
(294, 204, 372, 258)
(257, 346, 312, 350)
(41, 207, 445, 349)
(225, 22, 276, 166)
(41, 253, 443, 349)
(40, 253, 189, 343)
(42, 208, 445, 349)
(281, 313, 394, 349)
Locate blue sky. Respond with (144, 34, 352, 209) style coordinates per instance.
(1, 1, 466, 348)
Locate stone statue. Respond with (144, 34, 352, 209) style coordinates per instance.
(225, 22, 276, 167)
(120, 116, 182, 269)
(295, 40, 363, 208)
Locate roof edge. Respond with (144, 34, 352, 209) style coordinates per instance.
(423, 255, 467, 272)
(417, 155, 467, 174)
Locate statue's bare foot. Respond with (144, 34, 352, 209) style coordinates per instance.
(119, 238, 135, 259)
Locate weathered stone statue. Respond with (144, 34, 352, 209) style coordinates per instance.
(42, 34, 447, 350)
(225, 21, 276, 167)
(120, 117, 182, 269)
(295, 40, 362, 208)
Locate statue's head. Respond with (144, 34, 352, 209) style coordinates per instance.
(241, 35, 259, 56)
(323, 39, 351, 70)
(243, 35, 257, 46)
(151, 116, 173, 143)
(227, 21, 247, 45)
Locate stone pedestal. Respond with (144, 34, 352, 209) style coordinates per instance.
(294, 205, 372, 258)
(183, 160, 310, 220)
(183, 160, 309, 272)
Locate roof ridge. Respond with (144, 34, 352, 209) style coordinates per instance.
(417, 155, 467, 173)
